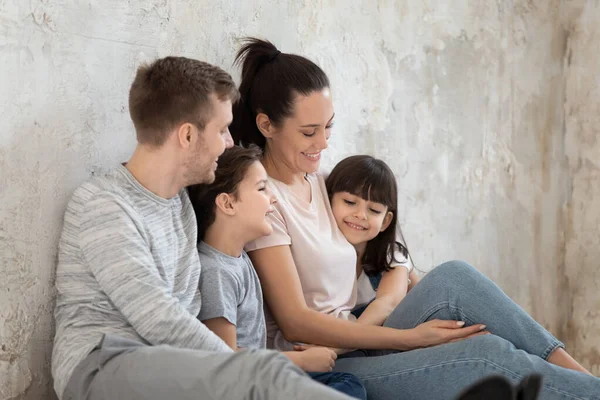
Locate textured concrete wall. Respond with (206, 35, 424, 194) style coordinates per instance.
(563, 0, 600, 376)
(329, 1, 568, 339)
(0, 0, 592, 398)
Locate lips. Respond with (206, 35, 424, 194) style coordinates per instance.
(345, 221, 367, 231)
(302, 152, 321, 161)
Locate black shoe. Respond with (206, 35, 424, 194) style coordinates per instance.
(455, 374, 543, 400)
(455, 375, 513, 400)
(516, 374, 543, 400)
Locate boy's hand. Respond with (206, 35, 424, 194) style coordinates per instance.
(285, 346, 337, 372)
(294, 344, 352, 356)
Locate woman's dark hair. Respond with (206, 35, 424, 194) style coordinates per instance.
(325, 155, 411, 277)
(188, 145, 263, 242)
(230, 37, 330, 149)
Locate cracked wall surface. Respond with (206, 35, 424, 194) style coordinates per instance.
(0, 0, 596, 398)
(563, 0, 600, 376)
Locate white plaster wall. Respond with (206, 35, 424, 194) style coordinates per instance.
(563, 0, 600, 376)
(0, 0, 588, 398)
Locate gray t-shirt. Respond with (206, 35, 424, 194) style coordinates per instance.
(198, 242, 267, 349)
(52, 165, 231, 399)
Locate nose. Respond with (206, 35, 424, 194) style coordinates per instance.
(317, 129, 328, 151)
(267, 188, 277, 204)
(353, 207, 367, 220)
(223, 129, 234, 149)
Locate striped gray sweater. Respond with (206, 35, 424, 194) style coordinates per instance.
(51, 165, 231, 399)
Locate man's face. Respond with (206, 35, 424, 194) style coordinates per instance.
(186, 96, 234, 185)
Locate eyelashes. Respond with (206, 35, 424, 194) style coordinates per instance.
(301, 123, 335, 138)
(343, 198, 384, 214)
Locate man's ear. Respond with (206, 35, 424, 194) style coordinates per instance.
(256, 113, 275, 139)
(177, 123, 195, 149)
(380, 211, 393, 232)
(215, 192, 236, 216)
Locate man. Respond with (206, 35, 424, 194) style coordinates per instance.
(52, 56, 351, 400)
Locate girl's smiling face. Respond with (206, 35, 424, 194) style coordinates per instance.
(330, 191, 393, 248)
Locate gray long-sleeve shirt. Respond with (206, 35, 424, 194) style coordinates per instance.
(51, 165, 231, 399)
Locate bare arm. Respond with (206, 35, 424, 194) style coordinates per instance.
(356, 267, 409, 327)
(201, 296, 337, 371)
(202, 318, 238, 350)
(249, 245, 485, 350)
(408, 269, 420, 291)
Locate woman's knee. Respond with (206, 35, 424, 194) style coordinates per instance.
(429, 260, 479, 284)
(453, 334, 514, 358)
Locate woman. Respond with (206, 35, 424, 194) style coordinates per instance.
(230, 37, 599, 399)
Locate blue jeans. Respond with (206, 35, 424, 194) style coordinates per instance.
(332, 260, 600, 400)
(309, 372, 367, 400)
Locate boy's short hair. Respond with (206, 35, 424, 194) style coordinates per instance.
(129, 56, 239, 146)
(188, 145, 263, 241)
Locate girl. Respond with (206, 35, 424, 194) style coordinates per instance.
(188, 145, 367, 400)
(326, 155, 418, 325)
(230, 37, 600, 400)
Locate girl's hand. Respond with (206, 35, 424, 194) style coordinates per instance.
(407, 320, 489, 349)
(288, 346, 337, 372)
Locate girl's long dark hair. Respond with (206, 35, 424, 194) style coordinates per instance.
(325, 155, 411, 276)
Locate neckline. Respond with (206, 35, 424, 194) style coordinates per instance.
(117, 164, 174, 206)
(199, 241, 244, 260)
(269, 173, 316, 210)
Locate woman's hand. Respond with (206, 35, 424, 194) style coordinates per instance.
(406, 320, 489, 349)
(284, 346, 337, 372)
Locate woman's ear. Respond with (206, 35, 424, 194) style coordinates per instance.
(380, 211, 394, 232)
(256, 113, 275, 138)
(215, 193, 236, 216)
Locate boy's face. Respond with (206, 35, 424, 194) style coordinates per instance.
(330, 191, 393, 247)
(233, 161, 277, 241)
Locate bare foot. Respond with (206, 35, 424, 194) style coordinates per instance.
(547, 347, 592, 375)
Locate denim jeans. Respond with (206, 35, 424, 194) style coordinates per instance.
(309, 372, 367, 400)
(332, 260, 600, 400)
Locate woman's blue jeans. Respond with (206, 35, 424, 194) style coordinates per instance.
(332, 260, 600, 399)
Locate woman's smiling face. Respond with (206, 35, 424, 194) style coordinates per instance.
(266, 88, 335, 175)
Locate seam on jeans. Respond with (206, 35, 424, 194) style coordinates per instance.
(357, 358, 587, 400)
(435, 304, 564, 361)
(415, 302, 479, 327)
(414, 302, 452, 325)
(541, 340, 565, 361)
(359, 359, 521, 381)
(447, 305, 478, 326)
